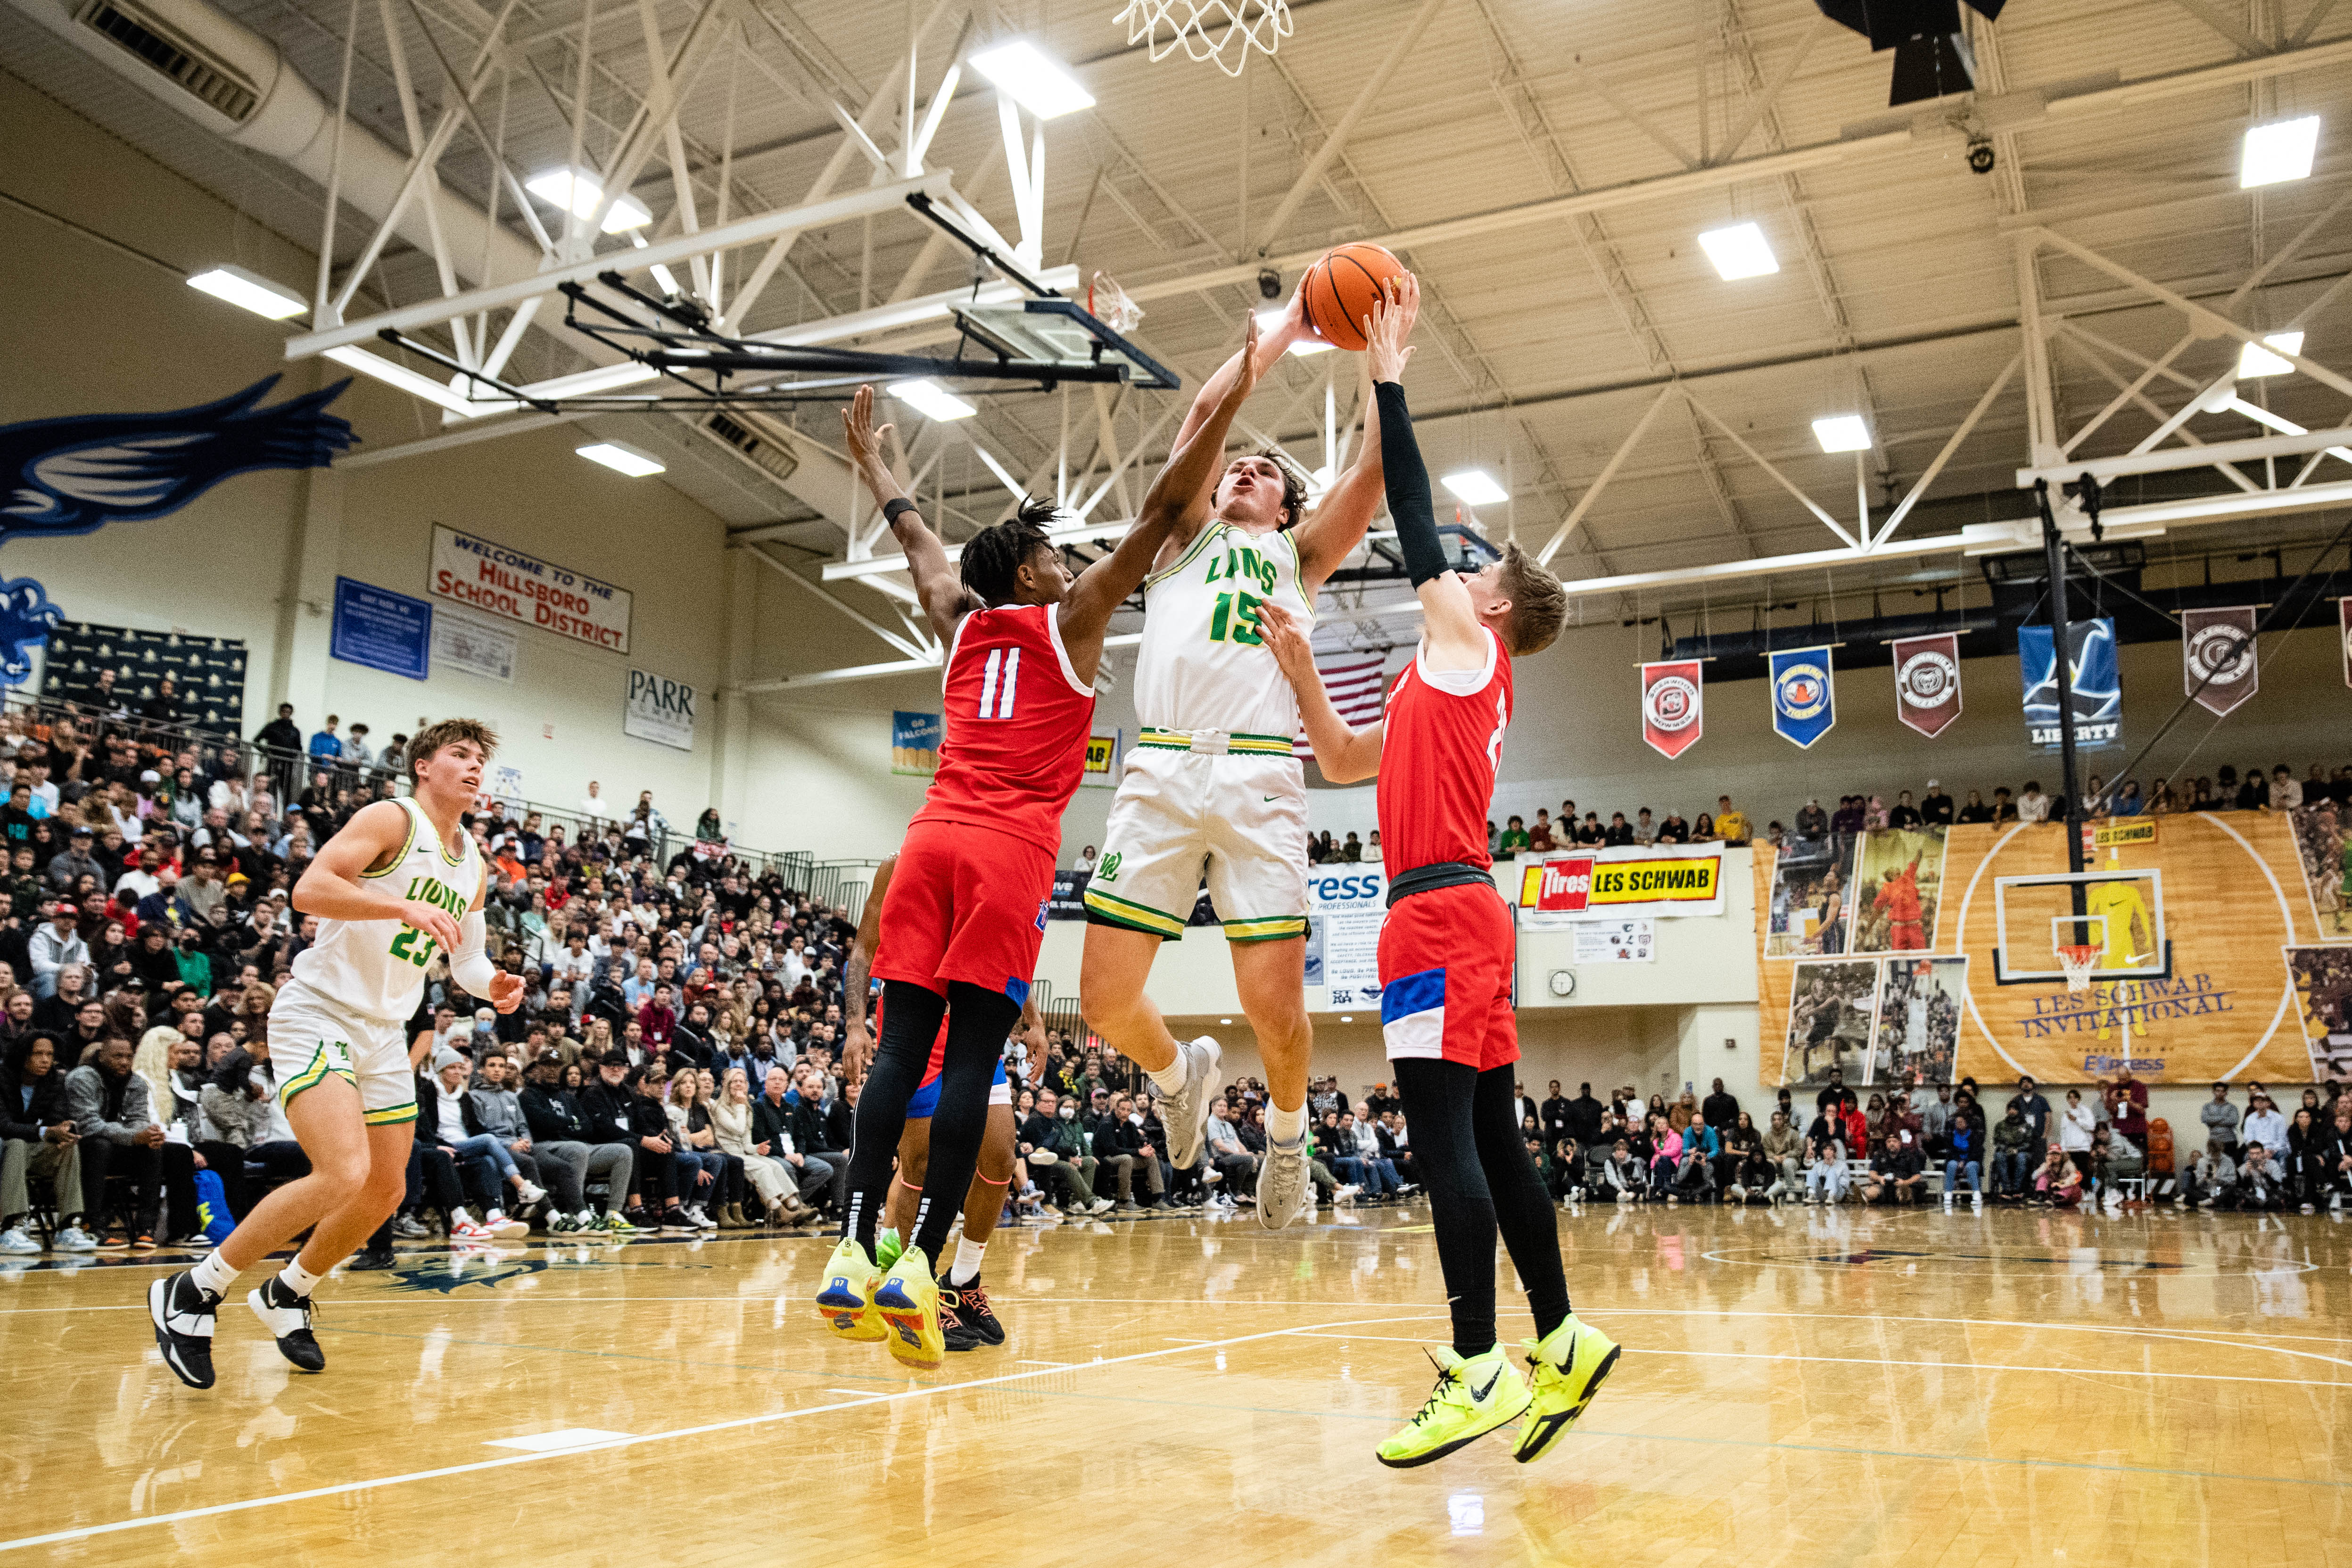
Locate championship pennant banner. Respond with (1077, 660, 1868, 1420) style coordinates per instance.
(2182, 606, 2258, 716)
(1891, 634, 1961, 737)
(1769, 645, 1836, 748)
(2019, 617, 2120, 749)
(1516, 842, 1725, 925)
(1640, 659, 1703, 758)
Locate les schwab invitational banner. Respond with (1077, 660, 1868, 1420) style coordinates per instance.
(1757, 814, 2341, 1087)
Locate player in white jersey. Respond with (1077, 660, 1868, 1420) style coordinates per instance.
(1080, 283, 1403, 1230)
(149, 719, 523, 1389)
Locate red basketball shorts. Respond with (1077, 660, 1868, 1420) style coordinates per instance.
(1376, 882, 1518, 1072)
(873, 818, 1052, 1005)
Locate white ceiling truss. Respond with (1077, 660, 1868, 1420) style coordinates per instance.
(9, 0, 2352, 683)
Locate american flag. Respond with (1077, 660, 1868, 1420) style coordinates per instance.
(1296, 648, 1390, 757)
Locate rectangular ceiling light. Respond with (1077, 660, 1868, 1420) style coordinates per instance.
(970, 41, 1095, 119)
(1697, 222, 1778, 281)
(1811, 414, 1872, 453)
(577, 441, 666, 478)
(525, 168, 652, 232)
(2241, 116, 2319, 188)
(187, 264, 307, 320)
(1258, 310, 1333, 355)
(1441, 469, 1509, 507)
(888, 379, 978, 421)
(2236, 330, 2304, 378)
(322, 345, 478, 415)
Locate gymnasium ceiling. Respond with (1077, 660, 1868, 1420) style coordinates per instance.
(8, 0, 2352, 650)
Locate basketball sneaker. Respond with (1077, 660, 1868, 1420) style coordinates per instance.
(875, 1229, 905, 1272)
(940, 1274, 1005, 1347)
(1375, 1345, 1531, 1469)
(1256, 1136, 1312, 1230)
(873, 1246, 945, 1371)
(248, 1278, 325, 1373)
(601, 1209, 640, 1236)
(1513, 1315, 1621, 1465)
(1158, 1035, 1223, 1171)
(149, 1270, 220, 1390)
(815, 1236, 888, 1342)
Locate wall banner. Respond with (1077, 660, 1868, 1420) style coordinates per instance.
(2019, 618, 2120, 749)
(429, 524, 631, 652)
(1080, 731, 1123, 788)
(41, 620, 247, 737)
(623, 668, 696, 751)
(431, 608, 517, 683)
(1891, 633, 1962, 738)
(1768, 645, 1836, 748)
(2182, 605, 2259, 716)
(1303, 867, 1388, 1007)
(1517, 842, 1725, 925)
(330, 577, 431, 680)
(891, 711, 941, 776)
(1639, 659, 1704, 759)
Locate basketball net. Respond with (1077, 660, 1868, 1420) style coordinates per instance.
(1113, 0, 1292, 77)
(1087, 270, 1145, 335)
(2057, 944, 2100, 995)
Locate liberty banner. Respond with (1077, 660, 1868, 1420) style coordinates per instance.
(1768, 645, 1836, 748)
(2019, 617, 2121, 749)
(1890, 633, 1962, 738)
(2181, 606, 2258, 716)
(1640, 659, 1704, 759)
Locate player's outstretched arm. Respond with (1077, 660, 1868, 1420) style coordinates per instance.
(1058, 312, 1265, 655)
(1258, 601, 1382, 783)
(842, 852, 896, 1079)
(843, 385, 975, 645)
(1168, 283, 1300, 487)
(294, 800, 460, 953)
(1365, 276, 1485, 675)
(1292, 346, 1389, 593)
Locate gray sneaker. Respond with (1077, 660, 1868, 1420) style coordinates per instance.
(1159, 1036, 1223, 1172)
(1256, 1136, 1312, 1231)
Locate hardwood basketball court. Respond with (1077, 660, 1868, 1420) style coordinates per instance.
(5, 1204, 2341, 1565)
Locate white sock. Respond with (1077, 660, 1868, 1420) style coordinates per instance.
(1266, 1103, 1307, 1147)
(947, 1235, 988, 1287)
(1145, 1055, 1188, 1095)
(277, 1258, 323, 1298)
(191, 1251, 239, 1297)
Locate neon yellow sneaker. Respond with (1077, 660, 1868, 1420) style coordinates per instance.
(814, 1236, 887, 1342)
(873, 1246, 945, 1371)
(875, 1228, 905, 1272)
(1375, 1345, 1531, 1469)
(1513, 1315, 1621, 1464)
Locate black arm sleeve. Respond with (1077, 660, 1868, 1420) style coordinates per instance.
(1376, 380, 1447, 588)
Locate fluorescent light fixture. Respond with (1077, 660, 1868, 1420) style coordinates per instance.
(2236, 331, 2304, 378)
(576, 441, 666, 478)
(1259, 310, 1334, 355)
(187, 264, 308, 320)
(888, 379, 977, 421)
(1811, 414, 1871, 453)
(1697, 222, 1778, 281)
(970, 41, 1095, 119)
(525, 168, 652, 232)
(1441, 469, 1509, 507)
(2218, 396, 2352, 463)
(2241, 116, 2319, 188)
(322, 345, 477, 415)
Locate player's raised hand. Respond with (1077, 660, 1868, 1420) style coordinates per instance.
(400, 899, 461, 956)
(1231, 307, 1263, 403)
(1254, 601, 1316, 686)
(841, 386, 895, 484)
(1363, 272, 1419, 384)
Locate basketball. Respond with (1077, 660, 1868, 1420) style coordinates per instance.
(1301, 242, 1405, 351)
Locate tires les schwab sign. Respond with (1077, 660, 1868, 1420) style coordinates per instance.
(1517, 844, 1726, 925)
(429, 524, 632, 653)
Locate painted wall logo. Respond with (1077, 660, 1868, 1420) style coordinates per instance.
(0, 578, 61, 684)
(2019, 972, 2232, 1040)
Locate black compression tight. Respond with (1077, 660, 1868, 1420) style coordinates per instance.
(1393, 1058, 1572, 1358)
(842, 979, 1019, 1270)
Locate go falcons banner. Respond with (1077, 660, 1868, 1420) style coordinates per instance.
(1769, 645, 1837, 748)
(1891, 634, 1962, 738)
(1640, 659, 1703, 759)
(2181, 606, 2259, 716)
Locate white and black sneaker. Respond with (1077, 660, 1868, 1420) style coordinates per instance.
(149, 1270, 221, 1389)
(248, 1277, 326, 1373)
(1158, 1036, 1224, 1172)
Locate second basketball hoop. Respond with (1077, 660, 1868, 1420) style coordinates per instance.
(1114, 0, 1293, 77)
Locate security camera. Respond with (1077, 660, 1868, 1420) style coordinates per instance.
(1967, 140, 1996, 175)
(1257, 268, 1282, 301)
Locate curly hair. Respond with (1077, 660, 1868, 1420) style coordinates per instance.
(960, 496, 1065, 605)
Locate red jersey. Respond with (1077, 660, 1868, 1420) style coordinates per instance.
(1377, 629, 1512, 875)
(912, 602, 1097, 854)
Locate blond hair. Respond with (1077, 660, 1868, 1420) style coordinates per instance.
(408, 718, 500, 782)
(1495, 542, 1568, 656)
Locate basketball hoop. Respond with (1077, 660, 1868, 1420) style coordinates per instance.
(2056, 944, 2100, 994)
(1088, 270, 1145, 336)
(1113, 0, 1292, 76)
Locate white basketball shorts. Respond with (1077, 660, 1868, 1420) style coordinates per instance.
(1084, 730, 1308, 942)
